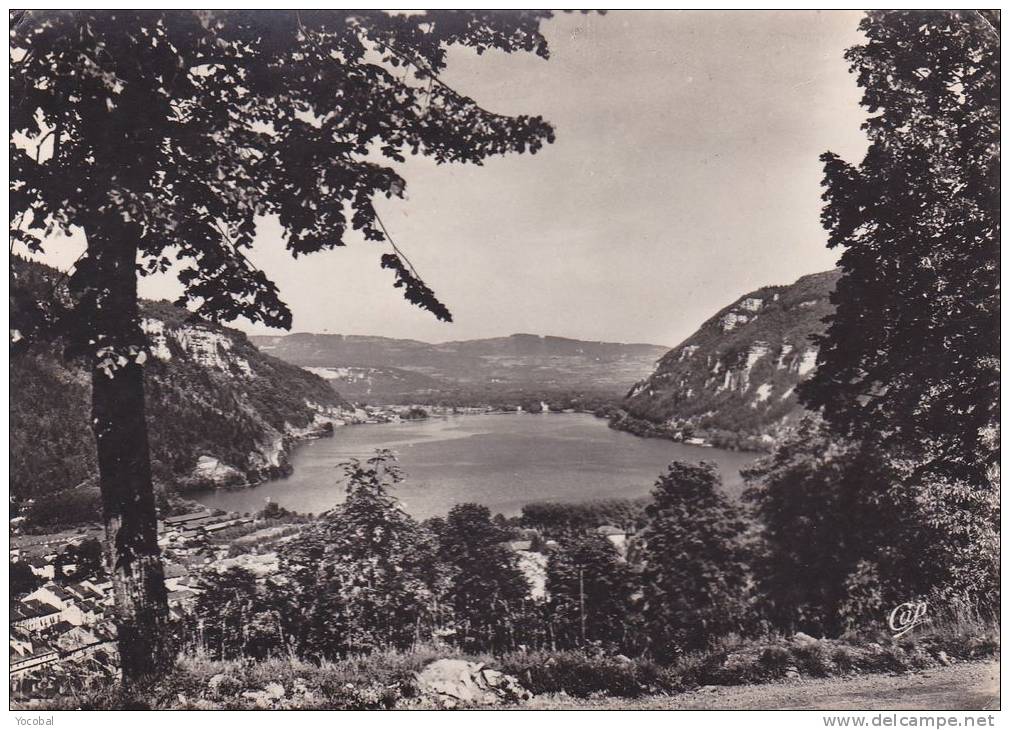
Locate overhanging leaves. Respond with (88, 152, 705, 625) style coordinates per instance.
(379, 252, 453, 323)
(10, 10, 556, 328)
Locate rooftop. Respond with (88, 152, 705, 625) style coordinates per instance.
(596, 525, 626, 536)
(14, 600, 60, 620)
(163, 511, 213, 526)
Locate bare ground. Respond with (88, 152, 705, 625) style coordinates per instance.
(523, 659, 1000, 711)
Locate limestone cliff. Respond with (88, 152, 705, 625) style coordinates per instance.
(614, 270, 840, 450)
(10, 258, 354, 526)
(126, 299, 355, 490)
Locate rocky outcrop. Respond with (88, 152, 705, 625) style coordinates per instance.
(10, 259, 355, 520)
(189, 456, 246, 488)
(414, 659, 532, 708)
(616, 270, 840, 451)
(135, 303, 356, 492)
(142, 318, 254, 376)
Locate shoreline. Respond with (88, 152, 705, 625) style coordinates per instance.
(605, 409, 771, 454)
(187, 410, 759, 521)
(187, 408, 601, 498)
(13, 409, 759, 535)
(190, 407, 764, 505)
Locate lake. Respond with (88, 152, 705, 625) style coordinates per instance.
(195, 413, 760, 520)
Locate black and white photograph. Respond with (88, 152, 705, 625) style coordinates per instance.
(8, 7, 1000, 717)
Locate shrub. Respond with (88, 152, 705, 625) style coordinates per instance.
(791, 642, 836, 677)
(17, 618, 1001, 710)
(493, 650, 662, 698)
(758, 645, 792, 675)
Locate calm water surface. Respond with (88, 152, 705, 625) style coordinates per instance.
(196, 413, 759, 520)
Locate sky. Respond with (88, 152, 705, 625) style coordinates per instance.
(35, 10, 870, 348)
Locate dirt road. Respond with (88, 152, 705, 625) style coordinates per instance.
(524, 659, 999, 710)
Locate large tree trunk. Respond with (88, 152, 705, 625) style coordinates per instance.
(84, 225, 171, 682)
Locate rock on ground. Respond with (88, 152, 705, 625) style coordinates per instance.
(415, 659, 532, 708)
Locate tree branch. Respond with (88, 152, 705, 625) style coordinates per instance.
(347, 20, 514, 122)
(371, 207, 425, 283)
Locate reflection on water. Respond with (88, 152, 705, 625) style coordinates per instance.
(195, 413, 759, 520)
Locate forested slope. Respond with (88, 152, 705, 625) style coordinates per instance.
(11, 258, 352, 528)
(614, 270, 840, 450)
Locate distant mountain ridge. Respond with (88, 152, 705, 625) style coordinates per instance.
(251, 332, 669, 401)
(299, 364, 445, 401)
(613, 269, 840, 450)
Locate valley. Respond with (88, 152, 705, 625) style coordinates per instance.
(8, 9, 996, 715)
(11, 260, 839, 534)
(252, 332, 669, 406)
(251, 269, 841, 453)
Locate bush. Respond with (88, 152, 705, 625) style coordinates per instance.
(43, 647, 453, 710)
(790, 642, 836, 677)
(660, 617, 1001, 691)
(18, 617, 1001, 710)
(520, 499, 649, 536)
(493, 650, 664, 698)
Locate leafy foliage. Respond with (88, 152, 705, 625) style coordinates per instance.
(192, 567, 286, 660)
(436, 503, 532, 653)
(639, 462, 751, 661)
(26, 616, 1001, 710)
(742, 417, 942, 634)
(379, 253, 453, 323)
(11, 10, 557, 329)
(520, 498, 648, 536)
(176, 433, 999, 677)
(545, 534, 637, 651)
(59, 537, 106, 582)
(800, 10, 999, 605)
(273, 450, 444, 660)
(494, 650, 662, 698)
(10, 561, 42, 596)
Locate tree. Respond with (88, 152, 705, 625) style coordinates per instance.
(63, 538, 106, 582)
(438, 503, 530, 652)
(272, 527, 347, 661)
(11, 561, 42, 597)
(11, 10, 556, 679)
(639, 462, 750, 662)
(546, 533, 635, 651)
(520, 498, 648, 537)
(801, 11, 999, 605)
(192, 566, 284, 660)
(743, 417, 940, 634)
(276, 450, 444, 659)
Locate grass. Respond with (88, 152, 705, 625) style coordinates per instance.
(15, 613, 999, 710)
(489, 650, 665, 698)
(31, 646, 457, 710)
(669, 608, 999, 689)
